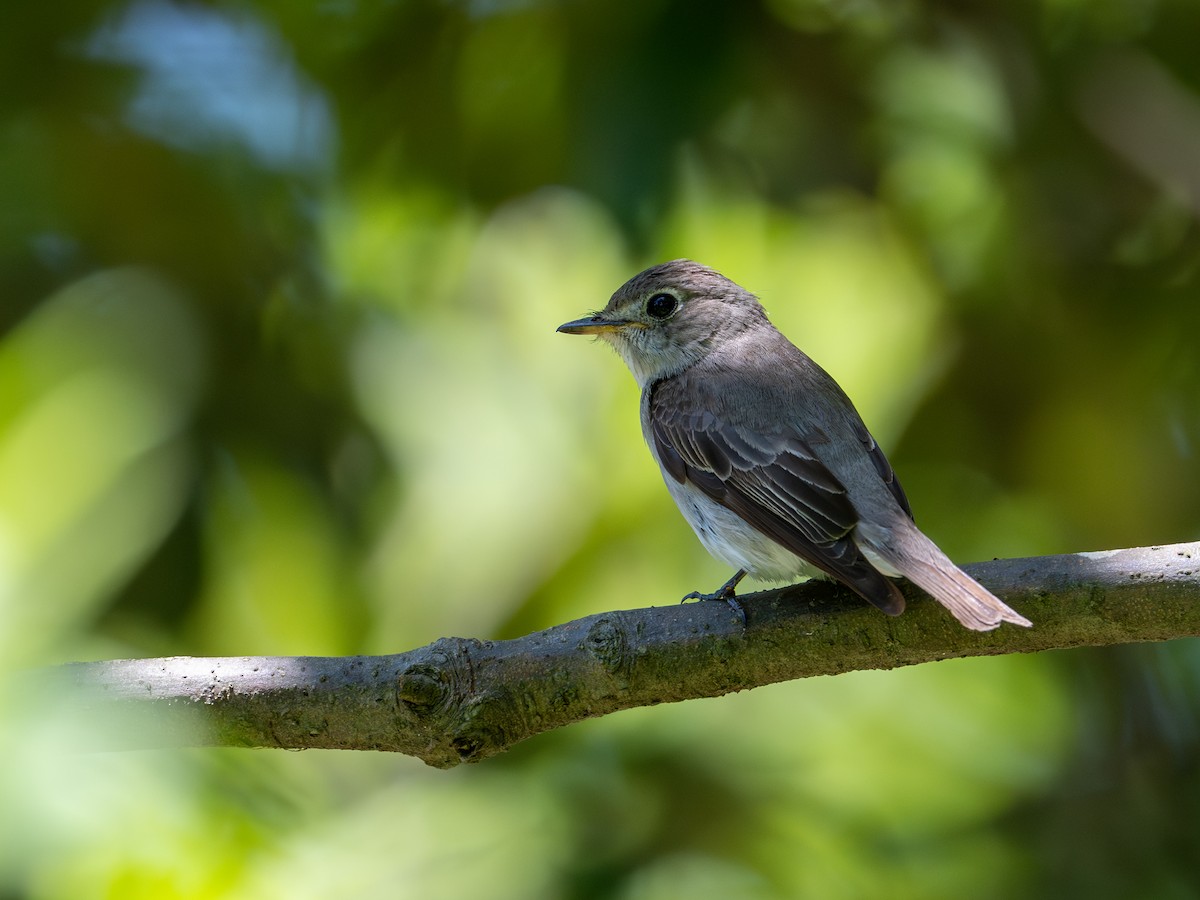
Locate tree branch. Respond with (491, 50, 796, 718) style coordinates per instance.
(54, 542, 1200, 768)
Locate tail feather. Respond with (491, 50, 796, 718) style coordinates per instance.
(894, 548, 1031, 631)
(858, 522, 1031, 632)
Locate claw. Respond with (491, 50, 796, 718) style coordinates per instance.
(680, 570, 748, 624)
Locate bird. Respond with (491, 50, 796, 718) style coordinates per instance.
(557, 260, 1031, 631)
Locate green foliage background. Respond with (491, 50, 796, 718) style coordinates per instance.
(3, 1, 1200, 897)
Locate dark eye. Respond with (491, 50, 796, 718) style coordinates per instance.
(646, 292, 678, 319)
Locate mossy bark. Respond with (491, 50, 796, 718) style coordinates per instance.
(56, 542, 1200, 768)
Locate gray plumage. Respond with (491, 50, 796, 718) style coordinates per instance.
(558, 259, 1031, 631)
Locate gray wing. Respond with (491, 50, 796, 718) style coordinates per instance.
(649, 378, 906, 614)
(857, 421, 913, 521)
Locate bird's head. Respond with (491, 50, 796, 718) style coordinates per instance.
(557, 260, 768, 386)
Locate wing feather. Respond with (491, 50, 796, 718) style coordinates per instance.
(648, 377, 905, 613)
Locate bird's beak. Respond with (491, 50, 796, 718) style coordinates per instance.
(556, 315, 630, 335)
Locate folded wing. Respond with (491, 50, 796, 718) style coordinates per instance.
(649, 379, 907, 615)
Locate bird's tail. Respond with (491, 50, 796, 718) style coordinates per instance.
(858, 521, 1031, 632)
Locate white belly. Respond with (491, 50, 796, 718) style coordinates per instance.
(662, 475, 823, 583)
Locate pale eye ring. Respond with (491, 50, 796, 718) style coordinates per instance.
(646, 292, 678, 319)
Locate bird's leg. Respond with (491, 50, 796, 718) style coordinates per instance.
(681, 569, 747, 603)
(681, 570, 748, 622)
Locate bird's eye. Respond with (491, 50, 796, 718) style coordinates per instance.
(646, 292, 678, 319)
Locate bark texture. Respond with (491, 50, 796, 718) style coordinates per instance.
(56, 542, 1200, 768)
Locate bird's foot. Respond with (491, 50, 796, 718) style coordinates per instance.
(681, 570, 748, 624)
